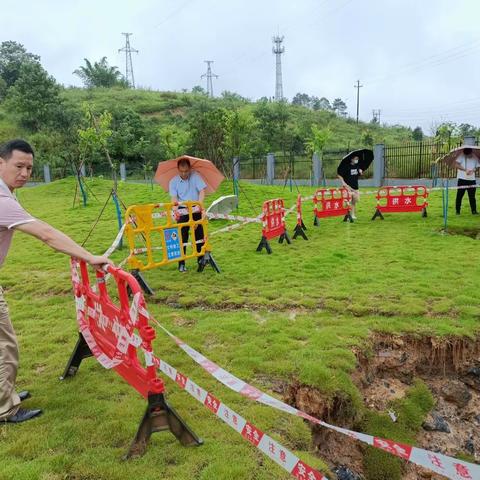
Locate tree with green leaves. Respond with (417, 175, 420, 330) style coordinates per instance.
(108, 106, 147, 165)
(292, 93, 311, 108)
(361, 129, 374, 146)
(191, 85, 207, 96)
(188, 104, 227, 164)
(158, 124, 190, 158)
(74, 57, 127, 88)
(77, 105, 115, 183)
(0, 76, 7, 101)
(4, 62, 63, 131)
(220, 90, 248, 104)
(412, 126, 424, 141)
(457, 123, 477, 138)
(434, 122, 457, 143)
(312, 97, 332, 111)
(253, 99, 291, 154)
(0, 41, 40, 90)
(304, 125, 331, 156)
(222, 108, 263, 160)
(332, 98, 348, 117)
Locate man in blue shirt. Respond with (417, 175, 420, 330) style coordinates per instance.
(169, 158, 207, 272)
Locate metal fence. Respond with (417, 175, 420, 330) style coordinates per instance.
(384, 140, 464, 179)
(238, 157, 267, 180)
(30, 164, 72, 182)
(29, 138, 480, 185)
(274, 154, 312, 181)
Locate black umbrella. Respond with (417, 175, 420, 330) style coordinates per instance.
(337, 149, 374, 175)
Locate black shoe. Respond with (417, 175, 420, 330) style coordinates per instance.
(4, 408, 42, 423)
(473, 211, 478, 215)
(18, 391, 31, 402)
(178, 264, 187, 273)
(456, 211, 460, 215)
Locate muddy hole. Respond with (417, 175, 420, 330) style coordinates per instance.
(286, 335, 480, 479)
(442, 226, 480, 240)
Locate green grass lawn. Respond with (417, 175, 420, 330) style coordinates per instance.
(0, 178, 479, 480)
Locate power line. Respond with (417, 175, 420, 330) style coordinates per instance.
(380, 101, 480, 118)
(383, 96, 480, 115)
(364, 38, 480, 86)
(153, 0, 196, 29)
(201, 60, 218, 96)
(118, 33, 138, 88)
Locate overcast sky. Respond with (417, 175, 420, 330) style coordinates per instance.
(2, 0, 480, 132)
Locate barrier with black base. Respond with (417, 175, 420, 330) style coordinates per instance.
(64, 259, 202, 458)
(292, 194, 308, 240)
(371, 186, 429, 221)
(256, 198, 291, 254)
(313, 188, 353, 226)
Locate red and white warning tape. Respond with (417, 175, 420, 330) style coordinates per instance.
(284, 204, 298, 218)
(132, 238, 206, 256)
(102, 222, 127, 258)
(72, 263, 480, 479)
(152, 206, 202, 219)
(102, 182, 480, 261)
(210, 218, 260, 236)
(151, 321, 480, 480)
(153, 354, 327, 480)
(146, 209, 261, 224)
(207, 212, 262, 223)
(70, 281, 326, 480)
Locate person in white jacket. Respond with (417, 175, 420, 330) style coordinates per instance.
(455, 147, 480, 215)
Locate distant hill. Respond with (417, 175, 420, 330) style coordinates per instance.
(0, 85, 417, 177)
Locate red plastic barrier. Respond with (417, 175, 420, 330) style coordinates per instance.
(256, 198, 291, 253)
(372, 185, 428, 220)
(313, 188, 353, 225)
(293, 194, 307, 240)
(262, 198, 286, 239)
(70, 259, 163, 398)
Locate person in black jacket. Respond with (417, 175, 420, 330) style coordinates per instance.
(337, 155, 362, 219)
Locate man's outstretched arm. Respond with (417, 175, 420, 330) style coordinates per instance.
(15, 220, 112, 267)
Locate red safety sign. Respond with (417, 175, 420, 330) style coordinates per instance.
(372, 185, 428, 220)
(65, 259, 202, 457)
(293, 194, 308, 240)
(256, 198, 291, 254)
(313, 188, 353, 225)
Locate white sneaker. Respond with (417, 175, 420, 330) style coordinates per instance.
(351, 214, 357, 220)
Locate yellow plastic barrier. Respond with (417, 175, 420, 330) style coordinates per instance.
(124, 201, 220, 276)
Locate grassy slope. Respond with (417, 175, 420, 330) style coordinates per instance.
(60, 87, 413, 147)
(0, 178, 478, 480)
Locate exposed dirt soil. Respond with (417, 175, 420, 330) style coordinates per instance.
(286, 334, 480, 480)
(443, 226, 480, 240)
